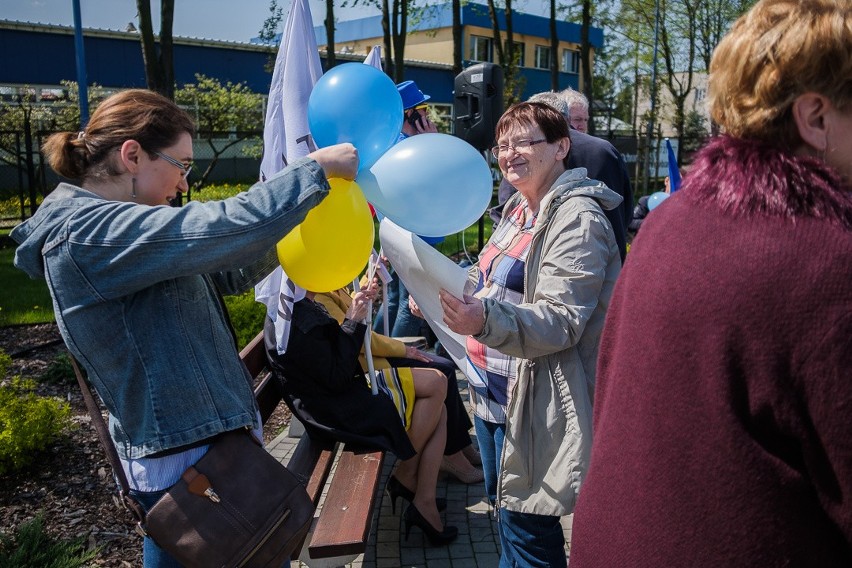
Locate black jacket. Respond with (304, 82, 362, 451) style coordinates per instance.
(264, 299, 415, 458)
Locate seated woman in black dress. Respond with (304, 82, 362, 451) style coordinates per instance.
(264, 282, 457, 545)
(313, 287, 483, 484)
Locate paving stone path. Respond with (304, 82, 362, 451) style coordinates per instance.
(268, 374, 572, 568)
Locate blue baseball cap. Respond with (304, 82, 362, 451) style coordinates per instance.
(397, 80, 431, 110)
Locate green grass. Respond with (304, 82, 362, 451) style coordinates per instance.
(0, 244, 54, 326)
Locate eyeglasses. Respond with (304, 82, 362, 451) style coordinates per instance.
(491, 139, 548, 158)
(153, 150, 193, 179)
(407, 104, 429, 115)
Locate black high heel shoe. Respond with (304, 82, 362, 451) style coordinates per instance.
(403, 503, 458, 546)
(386, 476, 446, 514)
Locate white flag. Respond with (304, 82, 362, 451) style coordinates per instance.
(255, 0, 323, 355)
(363, 45, 383, 70)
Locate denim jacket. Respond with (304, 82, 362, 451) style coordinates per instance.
(11, 158, 330, 459)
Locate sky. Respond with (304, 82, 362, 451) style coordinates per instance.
(3, 0, 552, 44)
(2, 0, 375, 43)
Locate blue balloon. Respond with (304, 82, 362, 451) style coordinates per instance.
(308, 63, 403, 172)
(420, 235, 445, 245)
(356, 133, 493, 237)
(647, 191, 669, 211)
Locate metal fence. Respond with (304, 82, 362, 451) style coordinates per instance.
(0, 128, 264, 227)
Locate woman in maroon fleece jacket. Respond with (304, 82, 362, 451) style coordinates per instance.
(571, 1, 852, 566)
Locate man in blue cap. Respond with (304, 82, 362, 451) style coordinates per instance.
(398, 80, 438, 139)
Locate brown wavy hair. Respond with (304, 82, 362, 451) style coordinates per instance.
(708, 0, 852, 150)
(43, 89, 196, 181)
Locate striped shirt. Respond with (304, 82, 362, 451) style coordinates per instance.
(466, 200, 535, 424)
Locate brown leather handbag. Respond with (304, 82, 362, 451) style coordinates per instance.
(72, 357, 313, 568)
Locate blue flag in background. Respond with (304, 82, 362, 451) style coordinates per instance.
(666, 138, 682, 192)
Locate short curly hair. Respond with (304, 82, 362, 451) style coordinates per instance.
(708, 0, 852, 150)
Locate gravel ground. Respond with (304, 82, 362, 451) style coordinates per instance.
(0, 323, 290, 566)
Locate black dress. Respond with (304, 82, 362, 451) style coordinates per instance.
(264, 298, 416, 459)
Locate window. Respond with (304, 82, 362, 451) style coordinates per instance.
(470, 35, 493, 62)
(534, 45, 551, 70)
(562, 49, 580, 74)
(505, 40, 525, 67)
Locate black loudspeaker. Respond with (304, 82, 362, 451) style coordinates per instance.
(453, 63, 504, 151)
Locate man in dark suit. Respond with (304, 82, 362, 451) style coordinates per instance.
(492, 91, 633, 261)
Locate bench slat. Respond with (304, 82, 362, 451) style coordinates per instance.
(239, 332, 268, 378)
(308, 445, 385, 558)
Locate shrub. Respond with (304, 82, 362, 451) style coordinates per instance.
(39, 352, 76, 385)
(224, 291, 266, 349)
(0, 513, 98, 568)
(0, 352, 72, 476)
(189, 182, 251, 202)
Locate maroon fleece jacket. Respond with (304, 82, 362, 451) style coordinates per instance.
(571, 136, 852, 567)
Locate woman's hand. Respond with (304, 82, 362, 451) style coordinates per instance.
(408, 295, 424, 319)
(345, 291, 372, 322)
(345, 280, 379, 322)
(414, 115, 438, 134)
(404, 346, 432, 362)
(309, 143, 359, 180)
(439, 289, 485, 336)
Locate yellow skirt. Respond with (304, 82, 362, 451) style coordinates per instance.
(369, 367, 415, 430)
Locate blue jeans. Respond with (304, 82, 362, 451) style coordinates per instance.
(373, 276, 400, 334)
(130, 490, 183, 568)
(474, 416, 505, 506)
(391, 280, 425, 338)
(499, 509, 566, 568)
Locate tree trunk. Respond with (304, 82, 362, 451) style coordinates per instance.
(505, 0, 517, 104)
(159, 0, 174, 99)
(452, 0, 462, 76)
(486, 0, 505, 66)
(325, 0, 336, 69)
(382, 0, 394, 79)
(550, 0, 558, 91)
(136, 0, 175, 99)
(391, 0, 409, 83)
(580, 0, 594, 134)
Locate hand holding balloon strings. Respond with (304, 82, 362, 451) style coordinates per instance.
(309, 143, 359, 181)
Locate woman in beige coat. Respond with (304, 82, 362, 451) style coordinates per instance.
(440, 102, 622, 567)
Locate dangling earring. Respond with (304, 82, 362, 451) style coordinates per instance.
(131, 178, 137, 199)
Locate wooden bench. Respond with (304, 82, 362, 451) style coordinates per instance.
(240, 331, 386, 562)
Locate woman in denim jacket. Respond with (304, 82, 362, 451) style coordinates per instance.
(10, 89, 357, 567)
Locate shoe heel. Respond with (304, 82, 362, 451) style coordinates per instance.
(386, 487, 399, 515)
(403, 516, 412, 541)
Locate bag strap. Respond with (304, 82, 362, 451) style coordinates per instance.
(70, 355, 147, 525)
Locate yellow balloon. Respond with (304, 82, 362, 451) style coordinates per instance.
(277, 178, 374, 292)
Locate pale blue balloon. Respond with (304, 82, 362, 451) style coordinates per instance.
(647, 191, 669, 211)
(356, 133, 493, 237)
(308, 63, 404, 171)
